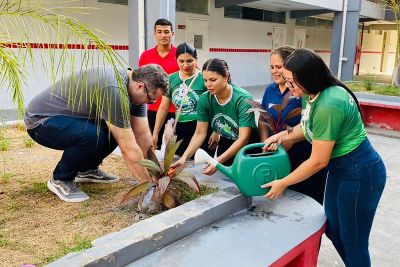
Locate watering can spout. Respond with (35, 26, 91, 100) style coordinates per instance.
(194, 149, 233, 178)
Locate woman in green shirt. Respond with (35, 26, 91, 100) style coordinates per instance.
(171, 58, 257, 175)
(153, 43, 215, 156)
(262, 48, 386, 267)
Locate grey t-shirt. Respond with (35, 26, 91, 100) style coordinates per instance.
(25, 66, 146, 129)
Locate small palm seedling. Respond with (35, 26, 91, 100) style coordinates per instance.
(245, 93, 301, 135)
(121, 136, 200, 213)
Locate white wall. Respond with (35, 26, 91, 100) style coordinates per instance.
(1, 0, 396, 111)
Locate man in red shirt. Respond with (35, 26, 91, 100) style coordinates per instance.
(138, 18, 179, 148)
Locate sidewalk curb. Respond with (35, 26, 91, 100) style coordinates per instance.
(46, 173, 250, 267)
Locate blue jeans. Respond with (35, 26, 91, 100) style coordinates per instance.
(324, 138, 386, 267)
(27, 116, 118, 181)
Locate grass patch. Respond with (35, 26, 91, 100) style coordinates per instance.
(12, 123, 26, 131)
(0, 172, 14, 183)
(171, 180, 218, 204)
(42, 235, 92, 264)
(22, 182, 49, 196)
(74, 202, 91, 219)
(7, 200, 22, 211)
(23, 135, 35, 148)
(0, 237, 19, 249)
(0, 138, 10, 151)
(346, 82, 400, 96)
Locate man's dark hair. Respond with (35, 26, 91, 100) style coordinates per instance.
(132, 64, 169, 95)
(154, 18, 173, 31)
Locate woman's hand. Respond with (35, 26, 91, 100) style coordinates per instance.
(201, 163, 217, 176)
(262, 133, 281, 151)
(261, 179, 288, 199)
(208, 132, 220, 150)
(262, 133, 294, 151)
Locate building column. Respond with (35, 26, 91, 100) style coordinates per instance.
(128, 0, 176, 67)
(330, 0, 361, 81)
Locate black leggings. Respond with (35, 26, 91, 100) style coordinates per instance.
(175, 120, 215, 158)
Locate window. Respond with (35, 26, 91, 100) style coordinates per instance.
(176, 0, 208, 15)
(98, 0, 128, 5)
(295, 17, 333, 29)
(224, 5, 286, 24)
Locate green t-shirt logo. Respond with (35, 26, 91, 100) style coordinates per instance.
(211, 113, 239, 140)
(172, 83, 199, 116)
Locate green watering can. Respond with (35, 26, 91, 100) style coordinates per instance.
(194, 143, 291, 196)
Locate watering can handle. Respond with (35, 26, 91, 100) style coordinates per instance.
(240, 142, 282, 157)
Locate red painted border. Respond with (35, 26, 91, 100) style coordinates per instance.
(360, 102, 400, 131)
(209, 48, 271, 53)
(2, 43, 394, 56)
(1, 42, 129, 50)
(269, 222, 326, 267)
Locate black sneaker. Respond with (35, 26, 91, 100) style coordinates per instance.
(47, 177, 89, 203)
(75, 168, 119, 183)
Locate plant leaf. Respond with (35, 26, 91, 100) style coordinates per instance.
(162, 190, 177, 209)
(164, 138, 183, 172)
(285, 107, 302, 120)
(158, 176, 171, 196)
(121, 181, 153, 204)
(147, 148, 162, 170)
(137, 159, 163, 176)
(174, 171, 200, 193)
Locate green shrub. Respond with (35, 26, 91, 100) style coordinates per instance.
(363, 74, 376, 91)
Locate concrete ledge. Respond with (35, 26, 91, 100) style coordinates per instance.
(47, 168, 251, 267)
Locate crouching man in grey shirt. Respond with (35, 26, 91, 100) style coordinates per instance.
(25, 64, 168, 202)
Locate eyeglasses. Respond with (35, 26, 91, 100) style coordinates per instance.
(142, 81, 157, 104)
(281, 75, 295, 89)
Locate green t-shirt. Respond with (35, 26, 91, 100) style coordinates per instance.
(197, 84, 256, 140)
(168, 71, 207, 122)
(301, 85, 367, 158)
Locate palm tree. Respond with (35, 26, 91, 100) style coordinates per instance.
(0, 0, 128, 117)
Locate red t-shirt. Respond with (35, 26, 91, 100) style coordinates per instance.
(138, 45, 179, 112)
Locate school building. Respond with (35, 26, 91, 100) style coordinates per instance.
(0, 0, 396, 111)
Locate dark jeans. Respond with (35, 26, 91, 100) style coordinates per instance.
(148, 110, 175, 149)
(27, 116, 117, 182)
(325, 138, 386, 267)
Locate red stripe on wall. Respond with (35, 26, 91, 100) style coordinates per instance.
(1, 42, 129, 50)
(209, 48, 271, 53)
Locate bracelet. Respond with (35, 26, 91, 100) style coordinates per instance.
(287, 126, 293, 134)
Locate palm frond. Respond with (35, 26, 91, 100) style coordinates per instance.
(0, 0, 129, 122)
